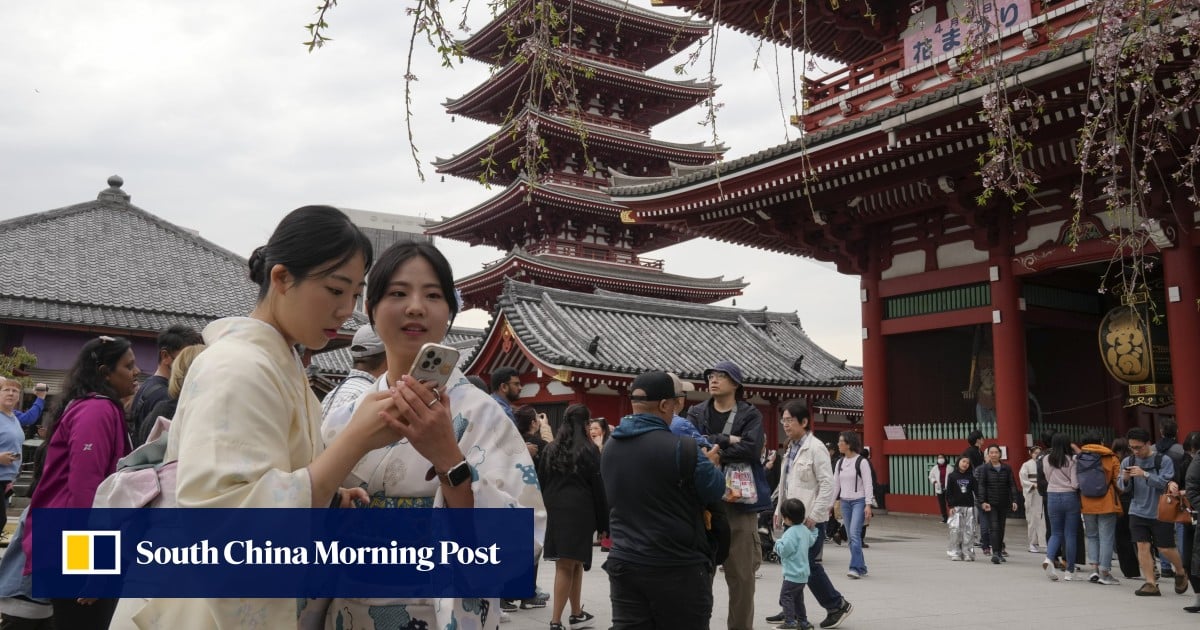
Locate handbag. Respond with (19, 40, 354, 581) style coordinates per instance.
(724, 462, 759, 504)
(1158, 492, 1192, 524)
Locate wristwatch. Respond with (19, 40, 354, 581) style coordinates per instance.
(436, 459, 472, 487)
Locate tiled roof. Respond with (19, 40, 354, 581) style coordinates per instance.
(457, 248, 747, 291)
(488, 279, 860, 388)
(312, 327, 485, 376)
(815, 384, 864, 415)
(0, 177, 365, 335)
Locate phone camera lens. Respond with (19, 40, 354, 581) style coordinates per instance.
(421, 361, 431, 369)
(432, 358, 442, 366)
(426, 350, 436, 359)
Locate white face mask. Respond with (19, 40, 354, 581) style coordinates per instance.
(937, 458, 946, 465)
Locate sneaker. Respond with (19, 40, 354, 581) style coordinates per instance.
(1176, 573, 1190, 594)
(1098, 573, 1121, 586)
(801, 623, 815, 630)
(766, 612, 786, 624)
(521, 597, 547, 609)
(1184, 605, 1200, 613)
(778, 623, 799, 630)
(1088, 571, 1100, 583)
(819, 599, 852, 629)
(1000, 548, 1009, 557)
(568, 610, 595, 628)
(966, 553, 976, 562)
(1135, 582, 1161, 596)
(982, 546, 991, 556)
(500, 611, 512, 623)
(1028, 544, 1039, 553)
(991, 555, 1001, 564)
(1063, 570, 1075, 581)
(500, 600, 518, 612)
(550, 623, 565, 630)
(951, 553, 964, 561)
(999, 553, 1007, 563)
(846, 570, 861, 579)
(1042, 560, 1059, 581)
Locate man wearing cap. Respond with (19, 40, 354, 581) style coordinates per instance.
(319, 324, 388, 418)
(602, 371, 725, 629)
(686, 360, 771, 630)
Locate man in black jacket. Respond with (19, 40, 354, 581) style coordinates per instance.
(603, 371, 726, 629)
(686, 361, 770, 630)
(979, 444, 1020, 565)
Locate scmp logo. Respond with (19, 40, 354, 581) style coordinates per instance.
(62, 530, 121, 575)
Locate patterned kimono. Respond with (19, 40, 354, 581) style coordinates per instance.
(298, 369, 547, 630)
(132, 317, 325, 629)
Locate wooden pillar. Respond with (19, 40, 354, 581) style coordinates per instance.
(990, 247, 1030, 467)
(1162, 227, 1200, 438)
(862, 261, 889, 484)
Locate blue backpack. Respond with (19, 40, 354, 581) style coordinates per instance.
(1076, 452, 1108, 498)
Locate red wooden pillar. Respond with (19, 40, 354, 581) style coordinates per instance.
(1162, 232, 1200, 438)
(991, 253, 1030, 466)
(862, 263, 889, 484)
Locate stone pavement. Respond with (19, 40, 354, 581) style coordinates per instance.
(504, 513, 1199, 629)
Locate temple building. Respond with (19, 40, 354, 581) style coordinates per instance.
(462, 279, 862, 445)
(428, 0, 745, 309)
(612, 0, 1198, 512)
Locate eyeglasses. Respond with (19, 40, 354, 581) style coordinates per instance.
(781, 416, 797, 425)
(1129, 442, 1149, 451)
(707, 373, 731, 382)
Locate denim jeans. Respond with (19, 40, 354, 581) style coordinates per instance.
(841, 498, 867, 574)
(1046, 492, 1081, 571)
(805, 523, 846, 617)
(1083, 512, 1117, 572)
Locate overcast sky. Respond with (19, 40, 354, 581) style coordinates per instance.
(1, 1, 865, 365)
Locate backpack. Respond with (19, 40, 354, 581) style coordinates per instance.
(1035, 454, 1049, 496)
(680, 436, 731, 567)
(836, 454, 869, 493)
(1075, 452, 1109, 498)
(92, 417, 177, 509)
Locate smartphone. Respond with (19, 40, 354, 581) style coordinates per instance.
(407, 343, 460, 388)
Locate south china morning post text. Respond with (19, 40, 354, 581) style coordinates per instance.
(33, 508, 535, 599)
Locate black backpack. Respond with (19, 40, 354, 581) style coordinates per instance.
(680, 436, 731, 567)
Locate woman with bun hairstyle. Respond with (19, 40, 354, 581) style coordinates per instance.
(134, 206, 415, 629)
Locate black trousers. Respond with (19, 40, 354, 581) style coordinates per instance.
(779, 580, 808, 624)
(605, 559, 712, 629)
(49, 599, 117, 630)
(988, 507, 1010, 554)
(0, 615, 53, 630)
(936, 493, 949, 521)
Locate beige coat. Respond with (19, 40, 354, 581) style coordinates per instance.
(775, 433, 835, 524)
(132, 317, 322, 629)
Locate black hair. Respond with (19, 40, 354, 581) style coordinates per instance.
(1111, 437, 1131, 461)
(1161, 418, 1178, 440)
(364, 241, 459, 328)
(249, 206, 373, 301)
(40, 336, 133, 478)
(1079, 431, 1103, 447)
(514, 405, 538, 436)
(157, 324, 202, 355)
(967, 429, 983, 446)
(780, 498, 806, 525)
(589, 417, 611, 443)
(839, 431, 861, 453)
(1047, 433, 1072, 469)
(1126, 427, 1151, 443)
(544, 404, 593, 475)
(1185, 431, 1200, 454)
(490, 367, 520, 393)
(780, 400, 810, 428)
(353, 353, 387, 373)
(466, 375, 489, 392)
(985, 443, 1001, 455)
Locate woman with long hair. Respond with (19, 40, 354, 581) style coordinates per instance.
(134, 206, 415, 628)
(588, 418, 610, 451)
(25, 335, 139, 627)
(540, 404, 606, 630)
(1042, 433, 1080, 580)
(945, 455, 978, 561)
(832, 431, 873, 578)
(313, 241, 545, 630)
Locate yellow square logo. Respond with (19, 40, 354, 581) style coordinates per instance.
(61, 531, 121, 575)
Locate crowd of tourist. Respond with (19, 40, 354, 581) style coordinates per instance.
(0, 205, 1194, 630)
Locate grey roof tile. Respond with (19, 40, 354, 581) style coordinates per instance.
(313, 327, 485, 376)
(490, 279, 860, 388)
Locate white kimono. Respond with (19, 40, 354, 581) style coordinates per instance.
(132, 317, 323, 629)
(299, 370, 547, 630)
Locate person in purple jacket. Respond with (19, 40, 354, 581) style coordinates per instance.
(23, 335, 139, 629)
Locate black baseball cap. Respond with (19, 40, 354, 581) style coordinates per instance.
(629, 371, 676, 402)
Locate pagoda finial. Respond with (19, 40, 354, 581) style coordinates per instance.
(97, 175, 131, 203)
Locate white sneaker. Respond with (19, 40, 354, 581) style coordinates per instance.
(1097, 573, 1121, 585)
(500, 611, 512, 623)
(1063, 570, 1075, 581)
(951, 554, 964, 561)
(846, 570, 862, 579)
(1028, 544, 1039, 553)
(1042, 559, 1059, 581)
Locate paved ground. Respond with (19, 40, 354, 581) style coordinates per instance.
(505, 513, 1200, 629)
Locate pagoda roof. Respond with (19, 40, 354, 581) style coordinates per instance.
(425, 176, 675, 246)
(651, 0, 905, 65)
(464, 279, 858, 390)
(313, 326, 484, 376)
(444, 53, 715, 129)
(461, 0, 710, 69)
(607, 38, 1094, 262)
(434, 107, 724, 182)
(454, 247, 746, 308)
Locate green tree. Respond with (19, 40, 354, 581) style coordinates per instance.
(0, 346, 38, 389)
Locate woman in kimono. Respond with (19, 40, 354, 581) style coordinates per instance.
(134, 206, 417, 629)
(313, 241, 546, 630)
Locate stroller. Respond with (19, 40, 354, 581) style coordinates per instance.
(758, 511, 779, 562)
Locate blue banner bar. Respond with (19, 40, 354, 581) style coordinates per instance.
(33, 508, 535, 599)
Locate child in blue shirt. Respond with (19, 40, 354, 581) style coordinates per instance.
(774, 497, 817, 630)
